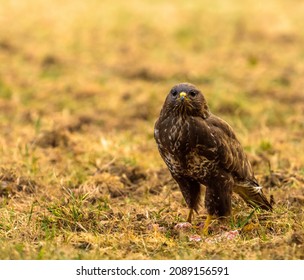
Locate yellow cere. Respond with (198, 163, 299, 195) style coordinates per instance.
(179, 92, 187, 98)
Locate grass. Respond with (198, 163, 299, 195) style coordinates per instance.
(0, 0, 303, 259)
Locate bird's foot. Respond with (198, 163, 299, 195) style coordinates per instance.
(202, 214, 213, 235)
(186, 208, 194, 223)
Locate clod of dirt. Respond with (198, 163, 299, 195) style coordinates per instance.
(288, 232, 303, 245)
(136, 213, 147, 221)
(148, 168, 175, 195)
(0, 169, 38, 197)
(41, 54, 61, 69)
(287, 195, 304, 206)
(73, 241, 93, 250)
(0, 39, 16, 53)
(97, 162, 147, 186)
(121, 167, 147, 186)
(34, 129, 70, 148)
(77, 172, 126, 200)
(75, 163, 148, 202)
(122, 67, 164, 82)
(64, 115, 98, 132)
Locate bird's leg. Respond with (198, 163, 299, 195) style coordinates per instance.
(203, 179, 232, 235)
(202, 214, 213, 235)
(172, 176, 201, 224)
(187, 208, 194, 223)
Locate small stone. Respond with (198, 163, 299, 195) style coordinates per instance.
(289, 233, 303, 245)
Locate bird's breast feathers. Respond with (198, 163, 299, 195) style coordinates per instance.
(155, 115, 216, 178)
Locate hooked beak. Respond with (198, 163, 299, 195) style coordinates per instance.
(179, 92, 187, 101)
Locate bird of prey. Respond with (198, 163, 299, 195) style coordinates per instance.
(154, 83, 272, 233)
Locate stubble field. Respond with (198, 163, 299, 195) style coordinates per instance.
(0, 0, 303, 259)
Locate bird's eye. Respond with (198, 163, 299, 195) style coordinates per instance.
(171, 90, 178, 97)
(189, 91, 197, 97)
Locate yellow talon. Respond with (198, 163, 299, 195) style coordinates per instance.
(187, 208, 194, 223)
(202, 214, 213, 235)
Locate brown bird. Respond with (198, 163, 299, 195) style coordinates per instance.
(154, 83, 272, 233)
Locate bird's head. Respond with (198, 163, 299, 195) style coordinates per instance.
(163, 83, 210, 118)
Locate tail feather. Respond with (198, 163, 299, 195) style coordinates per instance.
(234, 181, 272, 211)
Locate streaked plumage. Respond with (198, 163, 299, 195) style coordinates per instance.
(154, 83, 272, 229)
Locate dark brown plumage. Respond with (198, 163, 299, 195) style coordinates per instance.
(154, 83, 272, 230)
